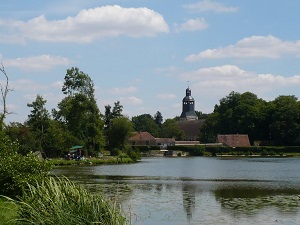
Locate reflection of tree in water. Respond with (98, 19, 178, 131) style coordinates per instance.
(214, 187, 300, 218)
(182, 184, 196, 224)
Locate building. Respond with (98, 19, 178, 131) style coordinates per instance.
(217, 134, 251, 147)
(177, 86, 201, 140)
(128, 132, 175, 148)
(179, 86, 198, 121)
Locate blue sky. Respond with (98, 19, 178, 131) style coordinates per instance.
(1, 0, 300, 123)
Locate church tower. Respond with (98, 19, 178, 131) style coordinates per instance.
(179, 86, 198, 121)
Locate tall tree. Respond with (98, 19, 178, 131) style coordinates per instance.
(154, 111, 163, 127)
(53, 68, 104, 153)
(27, 95, 50, 151)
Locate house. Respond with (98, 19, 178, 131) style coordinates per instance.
(155, 138, 176, 149)
(217, 134, 251, 147)
(128, 132, 175, 148)
(128, 132, 157, 146)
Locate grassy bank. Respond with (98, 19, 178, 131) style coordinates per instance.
(49, 156, 134, 166)
(0, 176, 127, 225)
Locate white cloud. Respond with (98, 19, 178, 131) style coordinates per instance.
(110, 86, 137, 95)
(186, 35, 300, 61)
(4, 55, 72, 71)
(184, 0, 238, 13)
(180, 65, 300, 103)
(120, 96, 143, 105)
(157, 93, 176, 100)
(0, 5, 169, 43)
(174, 18, 208, 32)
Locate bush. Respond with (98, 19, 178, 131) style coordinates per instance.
(0, 136, 51, 198)
(17, 176, 127, 225)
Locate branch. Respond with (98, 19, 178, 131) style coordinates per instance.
(0, 63, 14, 120)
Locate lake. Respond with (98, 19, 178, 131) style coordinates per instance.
(52, 157, 300, 225)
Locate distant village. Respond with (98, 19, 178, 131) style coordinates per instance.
(129, 86, 250, 150)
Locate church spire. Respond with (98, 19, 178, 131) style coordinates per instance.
(179, 85, 198, 121)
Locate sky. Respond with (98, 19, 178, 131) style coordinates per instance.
(1, 0, 300, 123)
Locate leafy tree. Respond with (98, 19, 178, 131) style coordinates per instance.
(103, 101, 123, 132)
(160, 119, 184, 140)
(107, 117, 133, 152)
(6, 122, 35, 155)
(53, 68, 104, 154)
(154, 111, 163, 127)
(62, 67, 94, 98)
(26, 95, 51, 151)
(269, 95, 300, 145)
(131, 114, 160, 137)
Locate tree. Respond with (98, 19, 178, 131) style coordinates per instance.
(53, 68, 104, 154)
(0, 63, 13, 128)
(269, 95, 300, 145)
(160, 119, 184, 140)
(131, 114, 160, 137)
(62, 67, 94, 98)
(103, 101, 123, 132)
(27, 95, 51, 151)
(107, 117, 133, 152)
(154, 111, 163, 127)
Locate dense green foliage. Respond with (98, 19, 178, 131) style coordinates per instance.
(200, 91, 300, 146)
(0, 136, 51, 198)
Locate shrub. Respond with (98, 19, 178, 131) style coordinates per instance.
(0, 136, 51, 198)
(17, 176, 127, 225)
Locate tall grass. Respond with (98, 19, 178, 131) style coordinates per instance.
(16, 176, 127, 225)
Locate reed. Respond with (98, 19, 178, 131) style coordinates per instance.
(16, 176, 127, 225)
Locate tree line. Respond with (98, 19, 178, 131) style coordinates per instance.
(200, 91, 300, 146)
(1, 67, 300, 158)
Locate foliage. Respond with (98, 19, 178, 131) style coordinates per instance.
(53, 68, 104, 154)
(107, 117, 133, 151)
(103, 101, 124, 134)
(154, 111, 163, 127)
(0, 136, 51, 198)
(16, 176, 127, 225)
(160, 118, 184, 140)
(200, 91, 300, 146)
(26, 95, 51, 151)
(6, 122, 36, 155)
(131, 114, 160, 137)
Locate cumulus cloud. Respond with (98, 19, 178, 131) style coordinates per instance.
(110, 86, 138, 95)
(174, 18, 208, 32)
(0, 5, 169, 43)
(186, 35, 300, 61)
(157, 93, 176, 100)
(180, 65, 300, 98)
(4, 55, 72, 71)
(184, 0, 238, 13)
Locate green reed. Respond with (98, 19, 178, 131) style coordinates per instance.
(15, 176, 127, 225)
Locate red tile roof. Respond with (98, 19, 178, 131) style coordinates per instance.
(217, 134, 250, 147)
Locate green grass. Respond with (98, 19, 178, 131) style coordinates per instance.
(0, 198, 18, 224)
(5, 176, 127, 225)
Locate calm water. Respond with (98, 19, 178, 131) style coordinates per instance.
(52, 157, 300, 225)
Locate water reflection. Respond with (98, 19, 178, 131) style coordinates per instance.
(53, 157, 300, 224)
